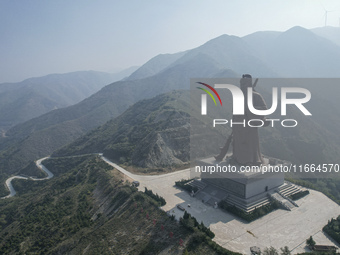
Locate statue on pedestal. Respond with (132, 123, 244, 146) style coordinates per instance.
(215, 74, 269, 166)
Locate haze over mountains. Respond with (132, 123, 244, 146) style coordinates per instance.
(51, 78, 340, 176)
(54, 91, 192, 168)
(1, 26, 340, 181)
(0, 67, 138, 131)
(245, 26, 340, 77)
(312, 26, 340, 46)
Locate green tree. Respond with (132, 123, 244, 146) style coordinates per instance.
(280, 246, 290, 255)
(263, 246, 278, 255)
(306, 236, 316, 248)
(0, 214, 7, 226)
(183, 210, 189, 219)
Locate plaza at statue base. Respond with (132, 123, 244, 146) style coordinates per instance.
(189, 155, 303, 213)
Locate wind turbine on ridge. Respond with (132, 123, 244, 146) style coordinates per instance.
(323, 7, 334, 26)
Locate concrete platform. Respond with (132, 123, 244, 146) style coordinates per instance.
(102, 157, 340, 254)
(135, 170, 340, 254)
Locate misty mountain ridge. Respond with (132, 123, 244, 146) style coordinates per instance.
(127, 26, 340, 80)
(263, 26, 340, 77)
(312, 26, 340, 46)
(1, 25, 340, 176)
(53, 80, 340, 171)
(0, 68, 138, 131)
(126, 51, 187, 80)
(0, 53, 232, 175)
(53, 91, 192, 168)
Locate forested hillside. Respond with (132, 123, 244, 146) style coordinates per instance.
(0, 155, 239, 255)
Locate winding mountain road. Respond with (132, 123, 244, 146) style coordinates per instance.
(1, 154, 190, 199)
(1, 157, 53, 199)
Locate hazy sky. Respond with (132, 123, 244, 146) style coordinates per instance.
(1, 0, 340, 83)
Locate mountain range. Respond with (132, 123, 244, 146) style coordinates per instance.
(1, 24, 340, 255)
(312, 26, 340, 46)
(52, 78, 340, 172)
(245, 26, 340, 77)
(0, 67, 138, 131)
(1, 25, 340, 180)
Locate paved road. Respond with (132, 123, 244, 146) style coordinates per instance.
(101, 155, 190, 182)
(1, 157, 52, 199)
(2, 176, 28, 199)
(1, 154, 189, 199)
(35, 157, 54, 179)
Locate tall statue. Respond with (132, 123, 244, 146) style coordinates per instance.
(215, 74, 268, 166)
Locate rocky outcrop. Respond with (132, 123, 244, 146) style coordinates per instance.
(131, 117, 190, 168)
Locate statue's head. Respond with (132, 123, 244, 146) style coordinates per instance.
(240, 74, 252, 90)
